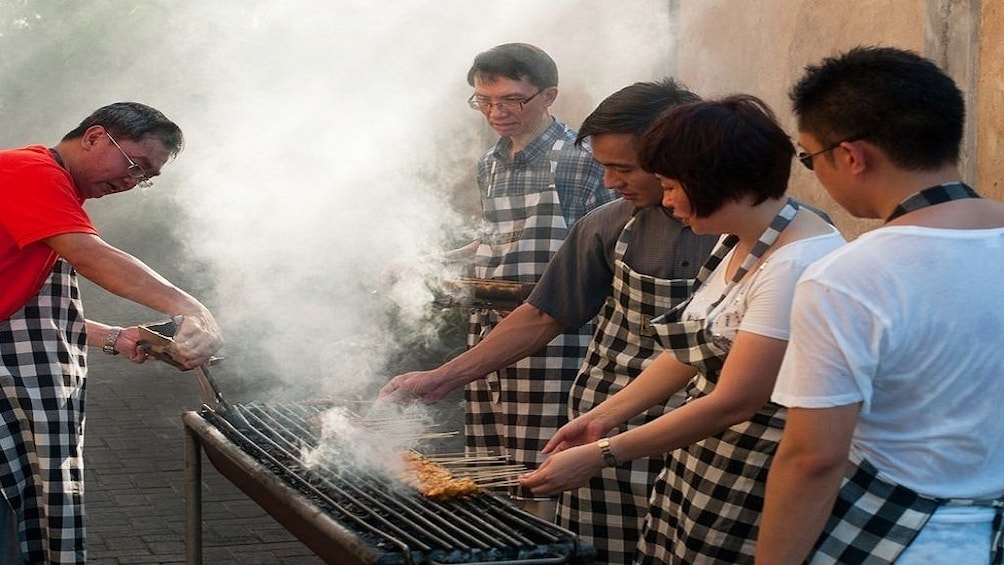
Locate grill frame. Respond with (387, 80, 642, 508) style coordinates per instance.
(184, 411, 384, 564)
(182, 408, 595, 565)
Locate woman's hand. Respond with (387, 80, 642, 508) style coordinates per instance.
(519, 442, 606, 496)
(541, 414, 610, 454)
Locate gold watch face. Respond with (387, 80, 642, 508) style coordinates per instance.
(598, 439, 618, 466)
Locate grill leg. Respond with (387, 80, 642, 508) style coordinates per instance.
(185, 425, 203, 565)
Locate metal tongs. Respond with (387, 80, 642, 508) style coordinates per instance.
(137, 318, 228, 413)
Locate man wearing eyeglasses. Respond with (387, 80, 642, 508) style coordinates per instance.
(0, 101, 223, 563)
(427, 43, 611, 519)
(757, 47, 1004, 564)
(383, 79, 722, 561)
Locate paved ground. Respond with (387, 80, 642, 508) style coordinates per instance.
(84, 354, 326, 564)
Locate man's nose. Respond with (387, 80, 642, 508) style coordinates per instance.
(604, 170, 623, 189)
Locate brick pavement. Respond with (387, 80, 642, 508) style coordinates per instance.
(84, 354, 325, 564)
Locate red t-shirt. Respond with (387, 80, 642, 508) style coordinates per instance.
(0, 145, 98, 320)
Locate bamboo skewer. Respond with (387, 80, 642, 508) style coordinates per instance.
(477, 478, 522, 488)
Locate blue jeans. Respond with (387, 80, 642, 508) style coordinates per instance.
(897, 506, 995, 565)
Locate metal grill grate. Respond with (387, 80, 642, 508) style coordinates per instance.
(184, 403, 595, 564)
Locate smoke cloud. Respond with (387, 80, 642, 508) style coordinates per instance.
(0, 1, 675, 402)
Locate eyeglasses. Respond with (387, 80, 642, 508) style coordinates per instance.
(468, 89, 544, 114)
(797, 133, 869, 171)
(106, 132, 153, 188)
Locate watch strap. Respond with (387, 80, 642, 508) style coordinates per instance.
(103, 326, 123, 355)
(597, 438, 621, 467)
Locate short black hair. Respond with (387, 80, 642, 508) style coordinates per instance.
(466, 43, 558, 89)
(637, 94, 794, 218)
(575, 78, 701, 147)
(63, 102, 184, 157)
(790, 46, 964, 170)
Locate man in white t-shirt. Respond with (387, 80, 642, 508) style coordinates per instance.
(757, 46, 1004, 564)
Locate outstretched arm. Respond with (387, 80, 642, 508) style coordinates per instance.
(522, 330, 787, 495)
(379, 302, 567, 403)
(519, 349, 696, 494)
(47, 232, 222, 366)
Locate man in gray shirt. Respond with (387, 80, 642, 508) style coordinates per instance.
(381, 79, 717, 563)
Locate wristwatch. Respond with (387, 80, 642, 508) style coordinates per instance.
(103, 326, 123, 355)
(597, 438, 621, 467)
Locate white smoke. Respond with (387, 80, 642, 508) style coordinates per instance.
(0, 0, 676, 401)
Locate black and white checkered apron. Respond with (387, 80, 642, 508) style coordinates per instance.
(808, 454, 1004, 564)
(635, 201, 798, 564)
(557, 213, 698, 564)
(0, 259, 87, 564)
(465, 143, 594, 501)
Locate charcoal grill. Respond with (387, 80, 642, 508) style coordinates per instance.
(183, 402, 595, 564)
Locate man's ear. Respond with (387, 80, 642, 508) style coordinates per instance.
(542, 86, 559, 107)
(842, 140, 869, 176)
(81, 125, 106, 149)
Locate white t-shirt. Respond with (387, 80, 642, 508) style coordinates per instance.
(773, 225, 1004, 499)
(683, 229, 845, 349)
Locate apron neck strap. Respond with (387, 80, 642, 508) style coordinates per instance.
(690, 199, 799, 297)
(886, 182, 980, 222)
(730, 198, 799, 284)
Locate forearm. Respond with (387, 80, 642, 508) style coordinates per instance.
(605, 378, 757, 462)
(755, 449, 844, 563)
(756, 405, 859, 564)
(436, 303, 566, 388)
(49, 233, 210, 317)
(85, 320, 117, 349)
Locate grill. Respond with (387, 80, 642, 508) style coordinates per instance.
(183, 402, 595, 564)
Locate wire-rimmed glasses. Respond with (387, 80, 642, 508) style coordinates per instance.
(106, 132, 153, 188)
(467, 89, 544, 114)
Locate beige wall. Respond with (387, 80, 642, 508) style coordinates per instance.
(979, 1, 1004, 198)
(672, 0, 1001, 239)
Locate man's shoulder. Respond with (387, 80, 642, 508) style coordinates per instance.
(0, 144, 50, 165)
(798, 234, 884, 284)
(577, 198, 636, 225)
(0, 145, 67, 184)
(631, 205, 697, 233)
(542, 119, 590, 156)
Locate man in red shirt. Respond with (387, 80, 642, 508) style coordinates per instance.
(0, 102, 223, 563)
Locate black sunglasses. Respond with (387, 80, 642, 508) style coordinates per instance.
(797, 133, 870, 171)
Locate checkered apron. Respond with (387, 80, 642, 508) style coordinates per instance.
(465, 142, 594, 501)
(0, 259, 87, 564)
(808, 454, 1004, 564)
(557, 214, 698, 564)
(635, 201, 797, 564)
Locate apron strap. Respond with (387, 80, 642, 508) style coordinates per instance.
(885, 182, 980, 222)
(993, 501, 1003, 565)
(701, 199, 799, 307)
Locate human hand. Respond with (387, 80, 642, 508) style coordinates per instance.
(171, 312, 223, 368)
(378, 370, 452, 404)
(116, 326, 154, 364)
(518, 443, 604, 496)
(541, 415, 609, 455)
